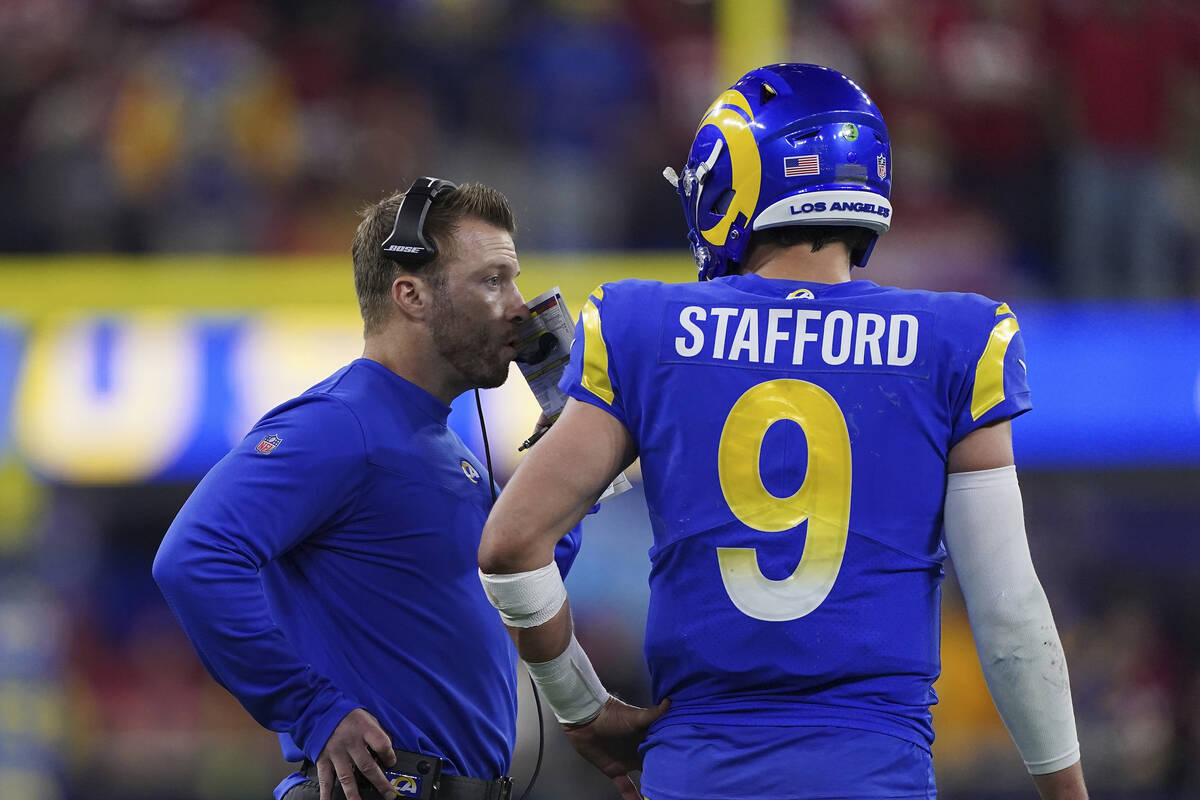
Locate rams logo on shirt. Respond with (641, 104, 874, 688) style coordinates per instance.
(460, 459, 481, 483)
(787, 288, 815, 300)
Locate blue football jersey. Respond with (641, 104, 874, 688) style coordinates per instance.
(560, 274, 1030, 755)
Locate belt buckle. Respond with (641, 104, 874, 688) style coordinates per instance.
(496, 776, 514, 800)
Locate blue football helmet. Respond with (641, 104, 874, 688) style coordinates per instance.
(669, 63, 892, 280)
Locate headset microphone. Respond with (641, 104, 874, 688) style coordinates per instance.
(514, 334, 557, 365)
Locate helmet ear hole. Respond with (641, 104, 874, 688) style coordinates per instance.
(711, 189, 735, 215)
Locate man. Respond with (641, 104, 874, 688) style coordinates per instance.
(478, 65, 1088, 800)
(154, 179, 580, 800)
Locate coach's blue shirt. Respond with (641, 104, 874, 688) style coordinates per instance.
(560, 275, 1030, 759)
(154, 358, 580, 779)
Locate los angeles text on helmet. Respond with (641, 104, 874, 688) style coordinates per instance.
(788, 200, 891, 219)
(673, 305, 919, 367)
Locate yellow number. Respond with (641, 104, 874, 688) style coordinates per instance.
(716, 379, 852, 621)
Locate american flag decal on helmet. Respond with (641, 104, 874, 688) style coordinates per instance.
(784, 155, 820, 177)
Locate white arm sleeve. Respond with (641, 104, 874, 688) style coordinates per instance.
(943, 465, 1081, 775)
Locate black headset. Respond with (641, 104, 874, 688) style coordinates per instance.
(380, 177, 459, 264)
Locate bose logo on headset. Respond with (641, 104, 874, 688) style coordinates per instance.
(380, 177, 459, 265)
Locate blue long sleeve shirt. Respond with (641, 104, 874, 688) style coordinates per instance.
(153, 358, 580, 778)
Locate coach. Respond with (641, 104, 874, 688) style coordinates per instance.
(154, 179, 579, 800)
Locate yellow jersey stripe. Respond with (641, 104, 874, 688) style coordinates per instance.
(580, 288, 615, 406)
(971, 315, 1020, 421)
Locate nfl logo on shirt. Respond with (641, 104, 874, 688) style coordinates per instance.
(255, 434, 282, 454)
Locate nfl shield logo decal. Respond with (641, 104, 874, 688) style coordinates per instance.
(877, 154, 887, 180)
(255, 434, 283, 454)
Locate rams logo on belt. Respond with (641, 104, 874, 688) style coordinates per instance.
(391, 774, 421, 796)
(695, 89, 762, 248)
(460, 459, 481, 483)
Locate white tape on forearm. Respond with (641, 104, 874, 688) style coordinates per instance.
(525, 633, 610, 725)
(478, 562, 567, 628)
(944, 465, 1080, 775)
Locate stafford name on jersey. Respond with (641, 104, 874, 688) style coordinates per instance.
(662, 302, 929, 375)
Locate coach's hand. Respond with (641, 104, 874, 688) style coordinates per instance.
(564, 696, 671, 800)
(316, 708, 398, 800)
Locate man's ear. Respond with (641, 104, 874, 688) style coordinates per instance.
(391, 274, 432, 320)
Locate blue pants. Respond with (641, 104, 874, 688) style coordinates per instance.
(640, 723, 936, 800)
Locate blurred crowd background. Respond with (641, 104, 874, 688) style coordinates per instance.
(3, 0, 1200, 296)
(1, 0, 1199, 799)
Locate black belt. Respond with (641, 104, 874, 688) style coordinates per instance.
(297, 749, 512, 800)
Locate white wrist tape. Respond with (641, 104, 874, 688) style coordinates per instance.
(944, 465, 1080, 775)
(478, 562, 567, 628)
(525, 633, 610, 725)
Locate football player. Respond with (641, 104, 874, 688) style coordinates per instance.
(480, 64, 1088, 800)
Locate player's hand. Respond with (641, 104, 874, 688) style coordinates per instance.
(315, 708, 398, 800)
(563, 696, 671, 800)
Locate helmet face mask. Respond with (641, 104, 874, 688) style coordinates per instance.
(672, 63, 892, 280)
